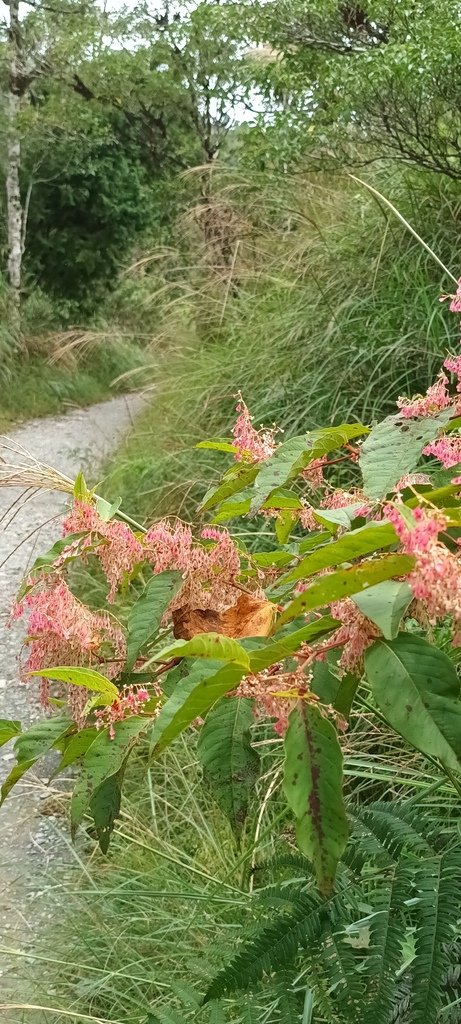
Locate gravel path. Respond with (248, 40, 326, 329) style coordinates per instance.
(0, 393, 146, 1020)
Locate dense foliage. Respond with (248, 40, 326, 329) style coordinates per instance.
(4, 282, 461, 1018)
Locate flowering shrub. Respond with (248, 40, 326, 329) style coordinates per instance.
(3, 286, 461, 891)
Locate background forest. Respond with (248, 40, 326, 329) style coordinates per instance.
(4, 2, 461, 1023)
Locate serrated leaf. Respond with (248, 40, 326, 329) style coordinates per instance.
(284, 701, 348, 894)
(249, 615, 338, 673)
(275, 553, 415, 629)
(28, 666, 119, 703)
(0, 719, 21, 747)
(359, 411, 451, 500)
(14, 715, 71, 764)
(153, 633, 250, 669)
(352, 580, 413, 639)
(365, 635, 461, 772)
(71, 716, 148, 832)
(1, 759, 36, 805)
(126, 570, 182, 671)
(150, 660, 244, 757)
(198, 697, 259, 833)
(200, 463, 259, 512)
(280, 523, 397, 586)
(250, 424, 367, 515)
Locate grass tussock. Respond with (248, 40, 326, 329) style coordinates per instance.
(101, 169, 461, 521)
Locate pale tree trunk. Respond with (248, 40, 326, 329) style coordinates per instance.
(5, 0, 23, 308)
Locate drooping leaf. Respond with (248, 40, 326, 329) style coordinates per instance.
(275, 510, 297, 544)
(71, 716, 148, 832)
(150, 660, 245, 757)
(14, 715, 71, 764)
(73, 469, 90, 500)
(153, 633, 251, 669)
(200, 463, 259, 512)
(28, 666, 119, 703)
(1, 759, 36, 805)
(252, 549, 295, 569)
(198, 697, 260, 833)
(212, 497, 252, 522)
(250, 424, 367, 515)
(365, 635, 461, 771)
(88, 770, 124, 853)
(276, 554, 415, 629)
(249, 615, 338, 673)
(126, 570, 183, 671)
(352, 580, 413, 639)
(359, 411, 451, 500)
(280, 523, 397, 586)
(0, 719, 21, 747)
(313, 503, 369, 532)
(283, 701, 348, 894)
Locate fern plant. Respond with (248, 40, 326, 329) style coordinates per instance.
(203, 802, 461, 1024)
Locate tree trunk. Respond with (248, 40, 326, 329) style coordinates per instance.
(5, 0, 23, 307)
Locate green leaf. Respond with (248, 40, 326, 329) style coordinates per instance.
(311, 663, 359, 719)
(263, 488, 303, 511)
(73, 469, 90, 500)
(283, 701, 348, 894)
(71, 716, 148, 832)
(88, 771, 123, 853)
(352, 580, 413, 639)
(1, 759, 36, 806)
(95, 495, 123, 522)
(0, 719, 21, 747)
(365, 635, 461, 772)
(312, 503, 368, 532)
(252, 550, 295, 569)
(359, 411, 451, 500)
(212, 497, 252, 522)
(52, 727, 99, 777)
(280, 523, 397, 586)
(196, 438, 238, 454)
(298, 532, 331, 553)
(250, 424, 367, 515)
(150, 660, 244, 757)
(153, 633, 250, 670)
(200, 464, 259, 512)
(249, 615, 338, 673)
(14, 716, 71, 764)
(198, 697, 260, 833)
(275, 509, 297, 544)
(126, 570, 183, 671)
(28, 666, 119, 703)
(276, 553, 415, 629)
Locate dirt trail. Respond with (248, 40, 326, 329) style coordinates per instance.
(0, 393, 146, 1020)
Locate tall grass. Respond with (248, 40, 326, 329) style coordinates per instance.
(101, 168, 461, 521)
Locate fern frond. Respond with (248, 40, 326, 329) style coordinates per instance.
(411, 849, 461, 1024)
(203, 888, 346, 1003)
(361, 863, 410, 1024)
(275, 971, 303, 1024)
(353, 803, 434, 861)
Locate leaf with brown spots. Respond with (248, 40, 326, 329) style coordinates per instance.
(283, 701, 348, 895)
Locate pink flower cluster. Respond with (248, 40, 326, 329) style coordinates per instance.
(232, 394, 277, 463)
(444, 278, 461, 313)
(145, 520, 241, 612)
(12, 578, 126, 720)
(397, 372, 451, 419)
(329, 598, 380, 673)
(236, 666, 313, 735)
(423, 435, 461, 468)
(95, 685, 152, 740)
(62, 501, 143, 602)
(302, 456, 328, 488)
(386, 504, 461, 626)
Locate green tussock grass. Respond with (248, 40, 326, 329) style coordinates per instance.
(101, 168, 461, 522)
